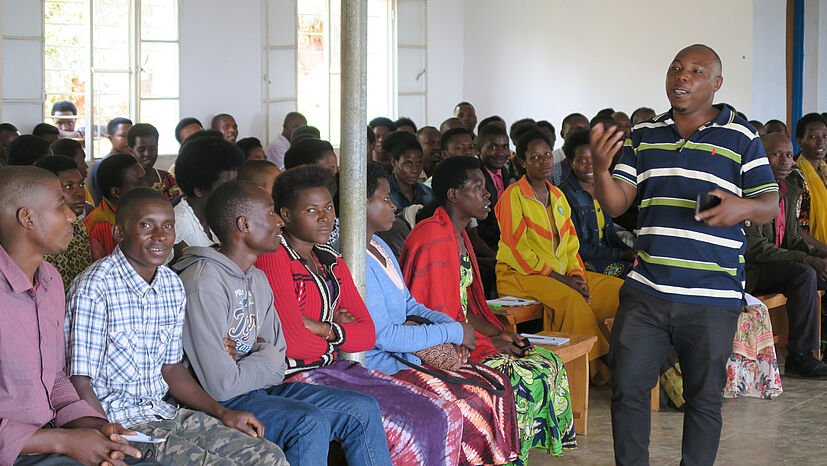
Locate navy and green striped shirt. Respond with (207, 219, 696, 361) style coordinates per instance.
(612, 105, 778, 306)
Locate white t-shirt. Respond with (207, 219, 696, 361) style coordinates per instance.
(265, 133, 290, 169)
(175, 197, 216, 248)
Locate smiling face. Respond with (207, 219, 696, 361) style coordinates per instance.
(366, 177, 396, 233)
(665, 45, 723, 115)
(451, 169, 491, 220)
(30, 179, 76, 255)
(392, 149, 424, 187)
(763, 134, 795, 181)
(281, 186, 335, 245)
(217, 116, 239, 143)
(478, 134, 510, 170)
(131, 135, 159, 170)
(571, 145, 594, 185)
(113, 198, 175, 282)
(110, 123, 132, 154)
(522, 138, 554, 182)
(798, 121, 827, 161)
(57, 169, 88, 216)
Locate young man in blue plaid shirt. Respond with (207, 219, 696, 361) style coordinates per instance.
(65, 187, 287, 465)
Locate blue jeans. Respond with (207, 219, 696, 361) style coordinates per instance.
(221, 381, 391, 466)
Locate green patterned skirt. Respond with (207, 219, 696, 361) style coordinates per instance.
(482, 346, 576, 465)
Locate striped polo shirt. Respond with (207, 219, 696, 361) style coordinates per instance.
(612, 105, 778, 307)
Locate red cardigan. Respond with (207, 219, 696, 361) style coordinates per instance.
(399, 207, 503, 361)
(255, 238, 376, 376)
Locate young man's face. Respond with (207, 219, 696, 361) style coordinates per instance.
(53, 111, 76, 132)
(665, 46, 722, 115)
(131, 135, 159, 170)
(114, 198, 175, 281)
(798, 122, 827, 161)
(216, 117, 238, 143)
(372, 126, 391, 162)
(562, 116, 589, 140)
(110, 124, 132, 154)
(178, 123, 202, 143)
(417, 127, 442, 169)
(445, 133, 474, 158)
(764, 136, 795, 181)
(478, 134, 510, 170)
(245, 186, 285, 255)
(109, 163, 147, 204)
(58, 169, 88, 217)
(30, 179, 76, 255)
(392, 149, 424, 187)
(613, 112, 632, 139)
(454, 104, 477, 133)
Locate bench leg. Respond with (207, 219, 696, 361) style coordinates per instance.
(651, 380, 660, 411)
(567, 353, 589, 435)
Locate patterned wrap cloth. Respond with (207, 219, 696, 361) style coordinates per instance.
(724, 301, 783, 399)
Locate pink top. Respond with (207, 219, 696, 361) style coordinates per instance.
(0, 245, 105, 464)
(775, 181, 787, 247)
(485, 167, 505, 199)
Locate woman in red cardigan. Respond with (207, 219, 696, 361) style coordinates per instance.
(255, 166, 463, 466)
(400, 157, 577, 464)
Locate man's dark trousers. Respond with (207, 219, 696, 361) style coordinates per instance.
(609, 284, 741, 466)
(749, 261, 822, 352)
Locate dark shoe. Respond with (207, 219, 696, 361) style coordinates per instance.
(785, 351, 827, 379)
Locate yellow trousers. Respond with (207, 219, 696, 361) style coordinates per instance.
(496, 264, 622, 382)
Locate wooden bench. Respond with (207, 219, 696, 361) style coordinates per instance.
(755, 292, 822, 359)
(489, 302, 544, 332)
(532, 331, 596, 435)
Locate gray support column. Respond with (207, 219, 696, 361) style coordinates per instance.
(337, 0, 368, 364)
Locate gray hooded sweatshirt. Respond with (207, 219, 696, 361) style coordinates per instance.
(173, 246, 287, 402)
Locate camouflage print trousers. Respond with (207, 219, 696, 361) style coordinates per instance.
(130, 408, 288, 466)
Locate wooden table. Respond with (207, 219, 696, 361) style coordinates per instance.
(533, 331, 596, 435)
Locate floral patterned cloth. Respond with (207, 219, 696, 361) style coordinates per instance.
(723, 303, 783, 399)
(458, 252, 473, 316)
(481, 346, 577, 464)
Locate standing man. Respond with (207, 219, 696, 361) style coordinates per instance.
(591, 44, 778, 465)
(266, 112, 307, 169)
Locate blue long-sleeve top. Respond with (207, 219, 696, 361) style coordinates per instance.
(364, 236, 464, 375)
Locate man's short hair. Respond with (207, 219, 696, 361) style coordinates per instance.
(795, 113, 827, 140)
(284, 139, 334, 170)
(51, 100, 78, 115)
(107, 117, 133, 137)
(34, 155, 78, 175)
(0, 166, 58, 215)
(477, 124, 509, 147)
(478, 116, 505, 132)
(174, 117, 202, 143)
(115, 187, 170, 225)
(272, 165, 335, 212)
(290, 125, 322, 144)
(283, 111, 306, 125)
(97, 153, 140, 201)
(631, 107, 656, 125)
(369, 117, 396, 131)
(381, 130, 422, 161)
(127, 123, 159, 148)
(33, 123, 60, 138)
(536, 120, 556, 136)
(394, 117, 417, 132)
(509, 118, 538, 144)
(236, 137, 263, 159)
(440, 127, 473, 151)
(237, 160, 278, 188)
(50, 138, 84, 159)
(7, 135, 51, 166)
(205, 180, 261, 242)
(0, 123, 19, 134)
(175, 135, 245, 197)
(210, 113, 235, 129)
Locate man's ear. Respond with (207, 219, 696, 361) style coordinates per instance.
(446, 187, 459, 204)
(713, 75, 723, 93)
(112, 224, 123, 243)
(279, 207, 291, 224)
(16, 207, 34, 230)
(236, 215, 250, 233)
(110, 187, 121, 203)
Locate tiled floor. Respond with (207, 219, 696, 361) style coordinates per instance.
(529, 362, 827, 465)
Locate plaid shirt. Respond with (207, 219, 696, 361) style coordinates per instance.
(65, 246, 186, 428)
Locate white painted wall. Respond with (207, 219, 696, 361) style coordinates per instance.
(425, 0, 464, 125)
(752, 0, 787, 122)
(178, 0, 266, 142)
(820, 0, 827, 112)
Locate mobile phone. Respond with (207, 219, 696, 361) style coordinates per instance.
(695, 192, 721, 215)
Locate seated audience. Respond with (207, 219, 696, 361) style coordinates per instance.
(384, 130, 433, 213)
(363, 162, 520, 465)
(34, 156, 94, 289)
(236, 137, 267, 161)
(495, 129, 622, 383)
(237, 159, 281, 195)
(0, 166, 150, 466)
(744, 133, 827, 378)
(441, 127, 474, 158)
(50, 138, 93, 204)
(453, 102, 477, 134)
(266, 112, 307, 168)
(7, 134, 50, 166)
(559, 130, 634, 277)
(476, 124, 513, 251)
(65, 188, 287, 464)
(211, 113, 239, 143)
(439, 117, 465, 133)
(170, 134, 244, 262)
(630, 106, 656, 125)
(416, 126, 442, 179)
(369, 117, 396, 166)
(85, 153, 147, 259)
(88, 117, 133, 204)
(33, 123, 60, 144)
(290, 124, 321, 144)
(128, 123, 181, 201)
(174, 180, 391, 466)
(765, 119, 788, 136)
(394, 117, 417, 133)
(795, 113, 827, 246)
(256, 166, 464, 465)
(0, 122, 20, 166)
(399, 156, 578, 462)
(537, 120, 557, 149)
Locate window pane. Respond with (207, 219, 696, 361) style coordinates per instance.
(140, 42, 179, 98)
(297, 2, 329, 141)
(140, 99, 179, 155)
(141, 0, 178, 41)
(93, 0, 130, 69)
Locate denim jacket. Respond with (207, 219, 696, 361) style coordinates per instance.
(560, 172, 629, 262)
